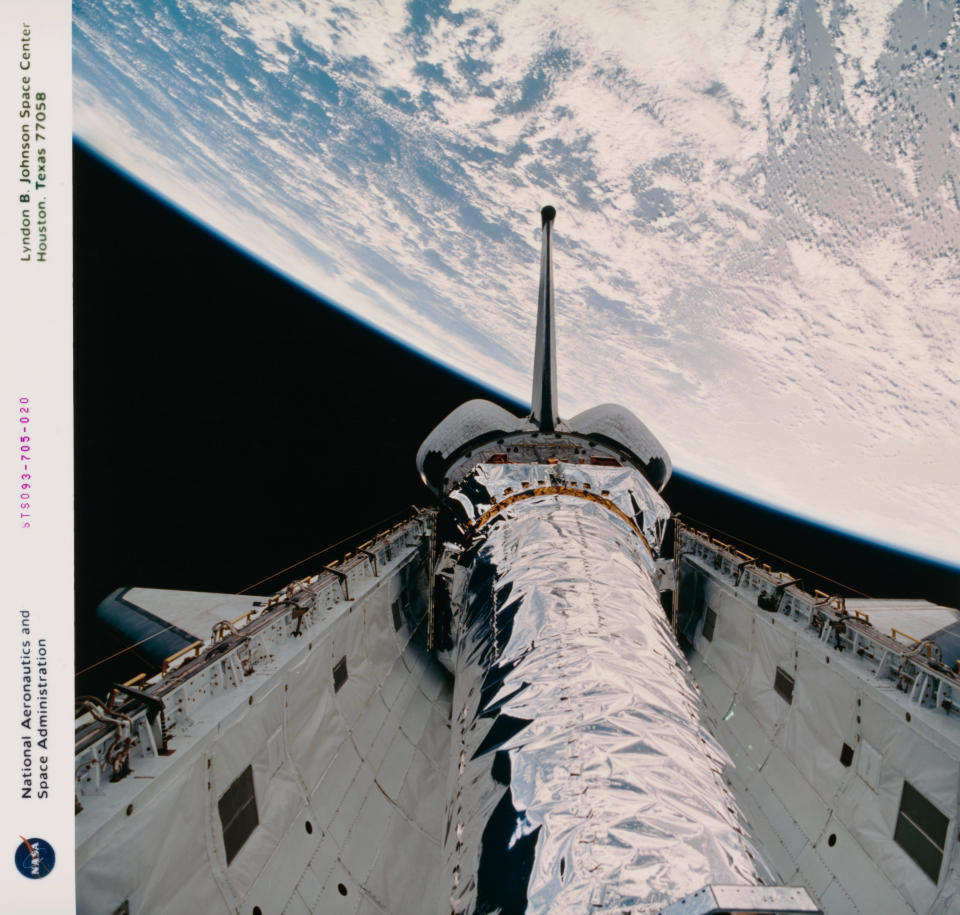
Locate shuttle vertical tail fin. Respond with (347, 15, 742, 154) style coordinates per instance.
(531, 205, 558, 432)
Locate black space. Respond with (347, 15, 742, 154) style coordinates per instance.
(74, 144, 960, 695)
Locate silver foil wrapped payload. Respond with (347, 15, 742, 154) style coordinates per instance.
(440, 463, 763, 913)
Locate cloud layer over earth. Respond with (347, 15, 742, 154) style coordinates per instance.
(74, 0, 960, 565)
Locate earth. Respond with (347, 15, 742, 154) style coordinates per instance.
(73, 0, 960, 566)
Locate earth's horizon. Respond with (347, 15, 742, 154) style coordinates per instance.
(73, 0, 960, 567)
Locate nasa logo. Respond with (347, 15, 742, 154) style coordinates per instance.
(14, 836, 55, 879)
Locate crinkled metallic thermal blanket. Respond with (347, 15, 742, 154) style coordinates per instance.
(441, 464, 763, 913)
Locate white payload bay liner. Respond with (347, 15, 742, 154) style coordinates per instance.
(679, 526, 960, 914)
(76, 514, 454, 915)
